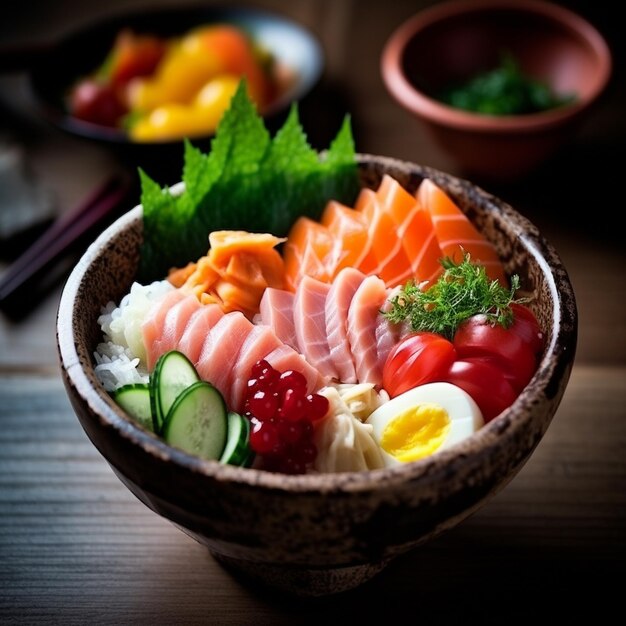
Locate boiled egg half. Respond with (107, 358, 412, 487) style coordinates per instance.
(365, 382, 484, 466)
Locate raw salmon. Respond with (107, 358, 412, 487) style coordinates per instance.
(417, 178, 507, 284)
(321, 200, 378, 276)
(377, 175, 444, 287)
(283, 217, 338, 290)
(355, 188, 413, 288)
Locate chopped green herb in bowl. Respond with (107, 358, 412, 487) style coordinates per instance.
(438, 55, 576, 116)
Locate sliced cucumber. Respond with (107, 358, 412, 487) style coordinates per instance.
(219, 411, 252, 466)
(113, 383, 153, 432)
(150, 350, 200, 433)
(162, 381, 227, 460)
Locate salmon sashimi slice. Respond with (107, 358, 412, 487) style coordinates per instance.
(355, 188, 413, 288)
(150, 294, 201, 368)
(258, 288, 297, 349)
(347, 274, 388, 385)
(377, 174, 444, 287)
(325, 267, 367, 384)
(321, 200, 378, 276)
(293, 276, 338, 381)
(195, 312, 253, 396)
(417, 178, 507, 285)
(283, 217, 340, 290)
(142, 289, 188, 370)
(229, 325, 283, 413)
(176, 303, 224, 365)
(264, 344, 324, 394)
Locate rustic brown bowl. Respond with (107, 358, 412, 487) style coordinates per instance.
(381, 0, 612, 182)
(56, 155, 577, 596)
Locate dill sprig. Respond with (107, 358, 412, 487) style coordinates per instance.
(384, 253, 522, 340)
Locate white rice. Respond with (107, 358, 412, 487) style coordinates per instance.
(94, 280, 174, 391)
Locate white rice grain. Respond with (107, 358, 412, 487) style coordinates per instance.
(93, 280, 173, 391)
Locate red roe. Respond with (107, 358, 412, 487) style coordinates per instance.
(244, 359, 329, 474)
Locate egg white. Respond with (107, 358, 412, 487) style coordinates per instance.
(365, 382, 484, 466)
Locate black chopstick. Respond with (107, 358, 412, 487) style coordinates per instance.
(0, 173, 134, 319)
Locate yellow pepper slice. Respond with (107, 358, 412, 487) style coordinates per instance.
(129, 75, 240, 142)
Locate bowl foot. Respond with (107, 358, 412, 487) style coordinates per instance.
(210, 550, 391, 597)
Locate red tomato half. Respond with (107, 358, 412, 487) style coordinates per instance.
(69, 79, 127, 126)
(383, 332, 457, 398)
(446, 359, 518, 422)
(453, 315, 537, 393)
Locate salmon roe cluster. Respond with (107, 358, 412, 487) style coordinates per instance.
(244, 359, 329, 474)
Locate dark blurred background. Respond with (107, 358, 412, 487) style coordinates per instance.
(1, 1, 624, 623)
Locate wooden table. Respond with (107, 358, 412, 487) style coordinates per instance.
(1, 1, 624, 623)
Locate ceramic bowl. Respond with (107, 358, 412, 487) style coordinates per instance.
(56, 155, 577, 596)
(380, 0, 612, 182)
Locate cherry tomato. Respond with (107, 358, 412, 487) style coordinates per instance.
(446, 359, 518, 422)
(509, 303, 544, 355)
(383, 332, 457, 398)
(109, 30, 166, 87)
(69, 79, 127, 127)
(453, 314, 537, 393)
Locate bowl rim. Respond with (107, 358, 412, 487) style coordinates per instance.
(29, 3, 325, 146)
(57, 153, 577, 494)
(380, 0, 613, 133)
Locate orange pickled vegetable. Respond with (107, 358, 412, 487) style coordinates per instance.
(169, 230, 286, 318)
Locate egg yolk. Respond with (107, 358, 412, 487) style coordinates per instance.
(380, 403, 451, 462)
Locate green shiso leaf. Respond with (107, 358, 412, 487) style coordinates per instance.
(138, 81, 359, 280)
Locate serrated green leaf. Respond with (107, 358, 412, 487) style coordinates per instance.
(324, 115, 356, 165)
(138, 80, 359, 281)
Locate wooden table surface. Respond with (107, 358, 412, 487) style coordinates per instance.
(1, 1, 624, 623)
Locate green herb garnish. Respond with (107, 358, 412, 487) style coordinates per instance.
(138, 81, 359, 280)
(384, 253, 522, 340)
(438, 54, 576, 115)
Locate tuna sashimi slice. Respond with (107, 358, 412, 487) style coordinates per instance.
(176, 303, 224, 365)
(258, 288, 297, 349)
(417, 178, 506, 285)
(150, 295, 201, 367)
(229, 325, 282, 413)
(294, 276, 338, 381)
(377, 174, 444, 287)
(142, 289, 187, 370)
(325, 267, 367, 384)
(347, 275, 388, 385)
(264, 344, 324, 394)
(196, 312, 254, 398)
(356, 188, 413, 288)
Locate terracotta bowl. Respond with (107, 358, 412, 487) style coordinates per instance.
(56, 155, 577, 596)
(381, 0, 612, 182)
